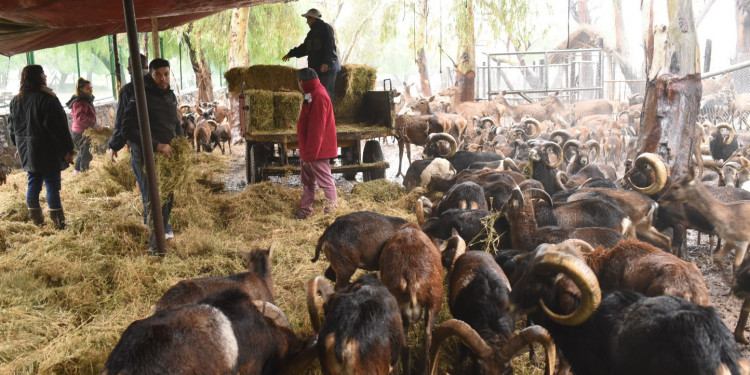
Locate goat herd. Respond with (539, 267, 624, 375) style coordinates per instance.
(178, 101, 233, 155)
(100, 85, 750, 375)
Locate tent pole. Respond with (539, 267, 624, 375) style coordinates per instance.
(122, 0, 167, 254)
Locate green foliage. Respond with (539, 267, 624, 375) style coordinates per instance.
(247, 3, 306, 65)
(471, 0, 550, 51)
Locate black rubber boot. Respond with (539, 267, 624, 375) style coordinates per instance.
(28, 207, 44, 226)
(49, 208, 66, 230)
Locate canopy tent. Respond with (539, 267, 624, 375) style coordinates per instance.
(0, 0, 292, 57)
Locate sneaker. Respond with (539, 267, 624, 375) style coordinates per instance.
(73, 170, 81, 175)
(165, 231, 175, 240)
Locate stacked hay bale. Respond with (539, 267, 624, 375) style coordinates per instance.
(224, 64, 377, 133)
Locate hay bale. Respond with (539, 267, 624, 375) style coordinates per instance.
(82, 127, 114, 154)
(350, 180, 405, 202)
(273, 91, 303, 130)
(155, 137, 193, 203)
(225, 65, 300, 95)
(333, 64, 377, 123)
(245, 90, 275, 132)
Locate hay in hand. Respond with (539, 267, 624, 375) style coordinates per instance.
(82, 127, 114, 154)
(273, 91, 303, 130)
(245, 90, 275, 132)
(102, 152, 137, 192)
(155, 137, 193, 203)
(225, 65, 300, 95)
(333, 64, 377, 123)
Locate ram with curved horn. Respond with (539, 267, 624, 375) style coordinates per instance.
(548, 129, 572, 146)
(306, 274, 406, 375)
(423, 133, 505, 173)
(509, 243, 748, 375)
(708, 122, 739, 162)
(562, 139, 600, 175)
(527, 141, 566, 194)
(429, 231, 556, 375)
(510, 117, 542, 141)
(621, 152, 669, 196)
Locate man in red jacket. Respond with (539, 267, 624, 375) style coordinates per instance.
(296, 68, 337, 219)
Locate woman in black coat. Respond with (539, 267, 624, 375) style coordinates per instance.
(9, 65, 75, 229)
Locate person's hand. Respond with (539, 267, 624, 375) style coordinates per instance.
(320, 63, 329, 73)
(156, 143, 174, 157)
(64, 153, 74, 164)
(282, 54, 291, 62)
(108, 148, 118, 162)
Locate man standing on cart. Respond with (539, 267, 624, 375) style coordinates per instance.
(282, 8, 340, 101)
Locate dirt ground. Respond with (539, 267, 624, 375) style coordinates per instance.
(223, 138, 750, 359)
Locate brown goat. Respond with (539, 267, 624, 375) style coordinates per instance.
(660, 168, 750, 271)
(412, 98, 469, 142)
(211, 121, 232, 154)
(393, 113, 443, 177)
(495, 91, 567, 126)
(567, 98, 614, 122)
(380, 222, 444, 375)
(438, 86, 506, 127)
(153, 245, 275, 311)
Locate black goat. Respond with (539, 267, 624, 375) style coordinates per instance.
(509, 245, 749, 375)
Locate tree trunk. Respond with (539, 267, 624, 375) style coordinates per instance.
(228, 8, 250, 69)
(414, 0, 432, 97)
(183, 23, 214, 104)
(455, 0, 475, 101)
(613, 0, 628, 58)
(342, 0, 382, 64)
(736, 0, 750, 92)
(638, 0, 701, 178)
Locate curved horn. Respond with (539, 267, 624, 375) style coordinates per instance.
(557, 239, 596, 254)
(555, 171, 570, 191)
(415, 197, 427, 225)
(479, 116, 496, 128)
(498, 325, 557, 375)
(617, 110, 630, 122)
(429, 319, 492, 375)
(522, 117, 542, 138)
(625, 153, 668, 196)
(252, 300, 292, 329)
(562, 139, 581, 163)
(534, 248, 602, 326)
(427, 133, 458, 158)
(179, 104, 193, 114)
(585, 140, 601, 163)
(503, 158, 521, 172)
(306, 276, 334, 332)
(717, 122, 736, 145)
(549, 129, 572, 145)
(522, 188, 553, 207)
(544, 141, 564, 169)
(207, 119, 219, 132)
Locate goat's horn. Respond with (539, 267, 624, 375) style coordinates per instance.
(498, 325, 557, 375)
(523, 188, 553, 208)
(544, 141, 564, 169)
(207, 119, 219, 132)
(252, 300, 292, 329)
(725, 161, 741, 170)
(522, 117, 542, 138)
(555, 171, 569, 192)
(617, 110, 630, 121)
(427, 133, 458, 158)
(717, 122, 736, 145)
(415, 198, 427, 225)
(585, 140, 601, 162)
(534, 247, 602, 326)
(479, 116, 495, 128)
(179, 104, 192, 112)
(429, 319, 492, 375)
(626, 153, 668, 196)
(549, 129, 571, 144)
(305, 276, 333, 332)
(557, 239, 596, 254)
(562, 140, 581, 163)
(503, 158, 520, 172)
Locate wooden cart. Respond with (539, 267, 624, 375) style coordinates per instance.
(242, 81, 395, 184)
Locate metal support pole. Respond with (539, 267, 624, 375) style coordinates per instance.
(75, 43, 81, 79)
(112, 34, 122, 96)
(122, 0, 166, 254)
(107, 36, 117, 99)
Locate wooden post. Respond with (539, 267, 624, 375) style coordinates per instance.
(151, 17, 160, 58)
(637, 0, 701, 178)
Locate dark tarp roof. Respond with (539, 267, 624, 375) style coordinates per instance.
(0, 0, 291, 57)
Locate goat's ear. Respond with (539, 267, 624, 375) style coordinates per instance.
(741, 157, 750, 168)
(267, 243, 276, 259)
(428, 95, 435, 102)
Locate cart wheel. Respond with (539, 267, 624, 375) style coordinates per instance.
(362, 140, 385, 181)
(247, 143, 269, 184)
(341, 145, 358, 180)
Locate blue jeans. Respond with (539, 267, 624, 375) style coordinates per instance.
(27, 171, 62, 209)
(129, 142, 173, 248)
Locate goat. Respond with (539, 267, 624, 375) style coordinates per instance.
(101, 289, 316, 375)
(154, 245, 275, 311)
(412, 98, 468, 141)
(194, 118, 215, 153)
(379, 222, 443, 375)
(433, 181, 488, 216)
(307, 274, 406, 375)
(393, 114, 442, 177)
(562, 139, 601, 175)
(211, 121, 232, 154)
(708, 123, 738, 162)
(509, 244, 749, 375)
(438, 86, 506, 126)
(495, 91, 568, 126)
(501, 187, 624, 251)
(567, 98, 614, 123)
(526, 141, 565, 194)
(429, 232, 556, 375)
(403, 157, 456, 191)
(659, 167, 750, 271)
(724, 157, 750, 191)
(733, 256, 750, 344)
(311, 211, 407, 291)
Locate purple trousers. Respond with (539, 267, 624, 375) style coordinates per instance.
(298, 159, 337, 217)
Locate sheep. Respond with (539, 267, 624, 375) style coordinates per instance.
(432, 181, 488, 216)
(659, 167, 750, 271)
(403, 157, 456, 191)
(153, 245, 275, 311)
(525, 140, 565, 194)
(0, 163, 6, 186)
(306, 274, 406, 375)
(379, 222, 444, 375)
(724, 157, 750, 191)
(101, 289, 316, 375)
(429, 232, 556, 375)
(508, 244, 749, 375)
(562, 139, 601, 175)
(500, 187, 624, 251)
(311, 211, 407, 291)
(533, 197, 633, 237)
(708, 123, 738, 162)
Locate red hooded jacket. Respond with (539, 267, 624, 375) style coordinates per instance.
(297, 78, 337, 162)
